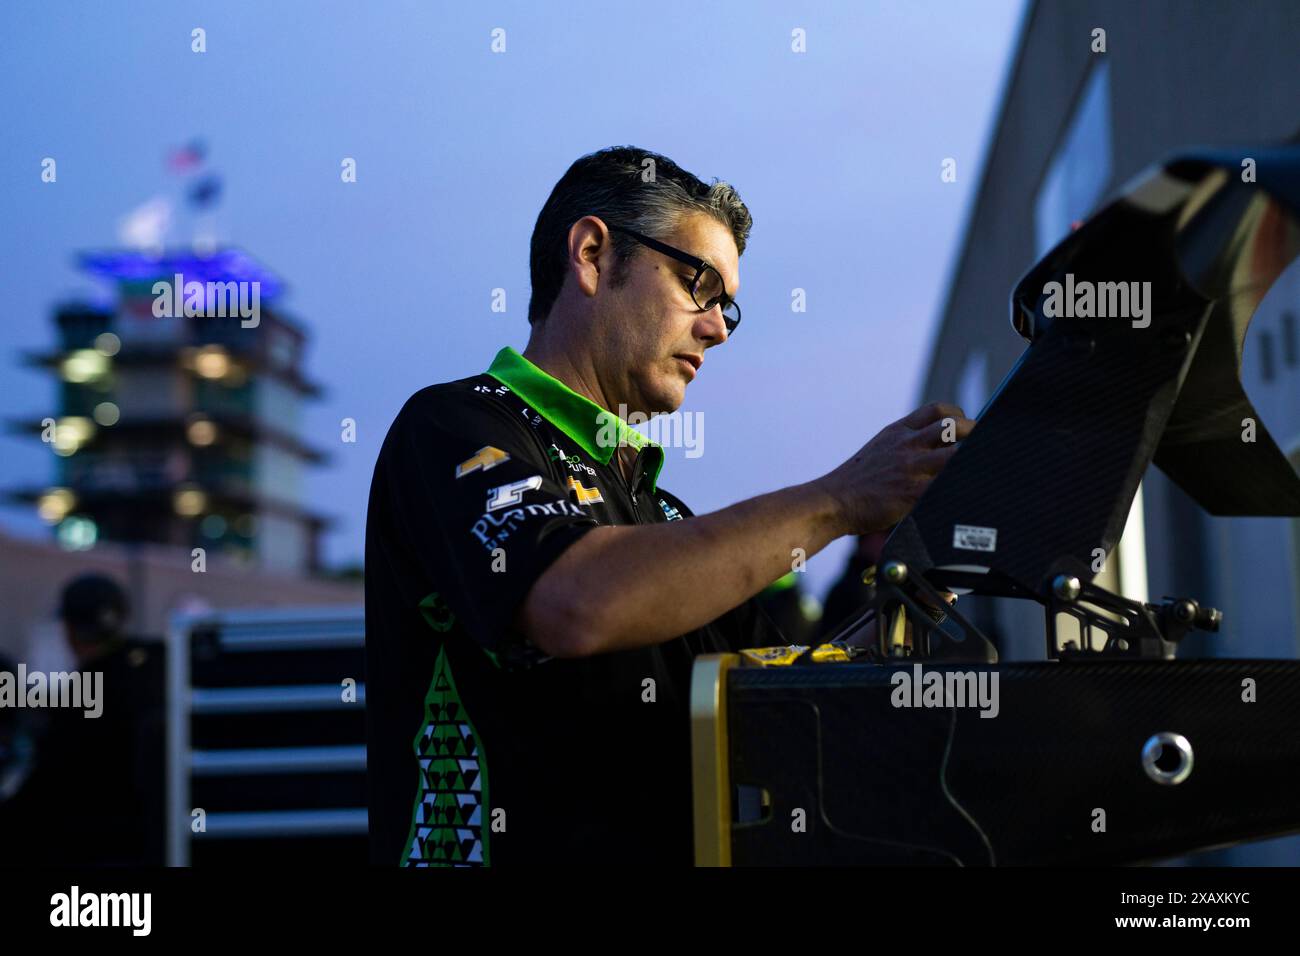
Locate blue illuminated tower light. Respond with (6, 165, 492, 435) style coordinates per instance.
(6, 247, 330, 574)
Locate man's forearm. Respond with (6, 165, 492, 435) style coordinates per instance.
(518, 481, 846, 657)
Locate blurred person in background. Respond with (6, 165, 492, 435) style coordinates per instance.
(0, 574, 165, 866)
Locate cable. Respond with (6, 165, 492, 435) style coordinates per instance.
(938, 699, 997, 866)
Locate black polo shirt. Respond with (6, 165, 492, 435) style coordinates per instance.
(364, 346, 784, 866)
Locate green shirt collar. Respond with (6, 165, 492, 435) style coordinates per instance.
(485, 346, 664, 492)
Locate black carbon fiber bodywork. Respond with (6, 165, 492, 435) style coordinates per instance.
(726, 659, 1300, 865)
(883, 141, 1300, 608)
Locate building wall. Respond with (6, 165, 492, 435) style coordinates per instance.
(926, 0, 1300, 404)
(921, 0, 1300, 863)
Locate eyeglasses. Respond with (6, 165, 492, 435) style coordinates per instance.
(607, 224, 741, 334)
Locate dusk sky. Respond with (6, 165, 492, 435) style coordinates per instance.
(0, 0, 1026, 601)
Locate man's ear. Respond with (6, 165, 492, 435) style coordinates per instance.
(568, 216, 613, 299)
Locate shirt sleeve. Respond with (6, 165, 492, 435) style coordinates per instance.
(375, 388, 600, 668)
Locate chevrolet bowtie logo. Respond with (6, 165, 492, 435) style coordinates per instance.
(456, 446, 510, 478)
(566, 476, 604, 505)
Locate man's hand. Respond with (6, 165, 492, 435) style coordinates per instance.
(818, 402, 975, 537)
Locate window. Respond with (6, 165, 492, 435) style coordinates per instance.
(1034, 62, 1113, 257)
(1259, 330, 1276, 382)
(956, 350, 988, 419)
(1290, 445, 1300, 655)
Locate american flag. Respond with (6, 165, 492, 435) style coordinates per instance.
(167, 139, 207, 172)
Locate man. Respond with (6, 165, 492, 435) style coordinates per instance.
(1, 574, 165, 866)
(364, 146, 973, 866)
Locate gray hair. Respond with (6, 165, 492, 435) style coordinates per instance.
(527, 146, 752, 324)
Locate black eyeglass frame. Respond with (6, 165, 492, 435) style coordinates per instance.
(607, 224, 741, 333)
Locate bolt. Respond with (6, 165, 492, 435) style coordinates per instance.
(1053, 574, 1081, 601)
(882, 561, 908, 584)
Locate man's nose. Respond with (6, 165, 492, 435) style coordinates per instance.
(697, 306, 729, 346)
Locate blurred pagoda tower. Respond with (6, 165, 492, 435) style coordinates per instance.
(7, 247, 331, 574)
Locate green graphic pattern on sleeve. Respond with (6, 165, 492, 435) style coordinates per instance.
(400, 644, 490, 866)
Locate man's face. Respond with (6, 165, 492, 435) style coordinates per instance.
(595, 212, 739, 415)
